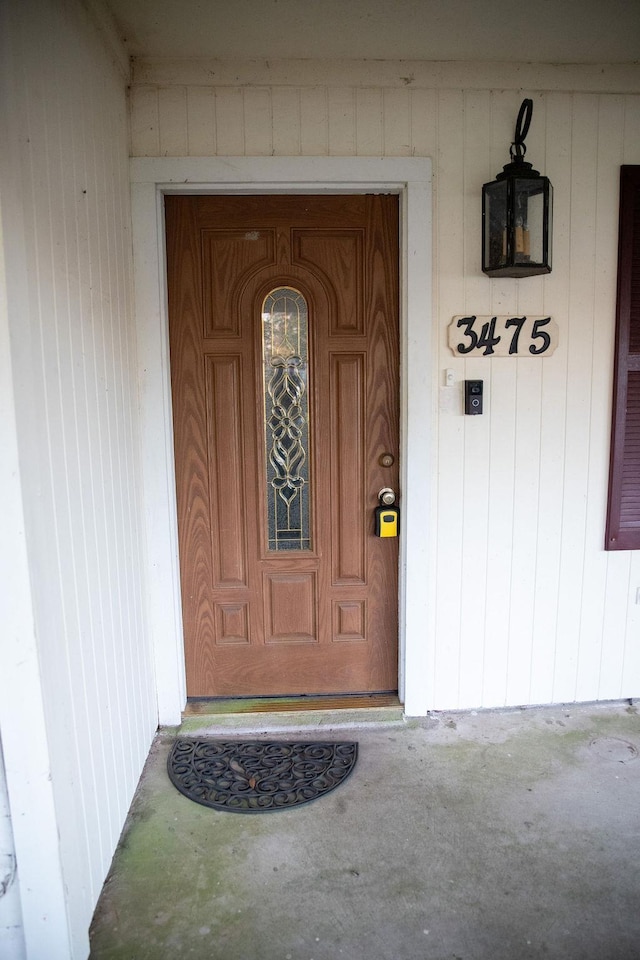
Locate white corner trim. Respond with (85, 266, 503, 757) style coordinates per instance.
(131, 156, 433, 720)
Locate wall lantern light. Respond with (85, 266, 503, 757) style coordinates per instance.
(482, 98, 553, 278)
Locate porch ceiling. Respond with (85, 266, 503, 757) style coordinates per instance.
(104, 0, 640, 64)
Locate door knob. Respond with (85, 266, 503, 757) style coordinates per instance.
(375, 489, 399, 537)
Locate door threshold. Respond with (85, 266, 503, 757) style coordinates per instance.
(184, 693, 400, 716)
(178, 693, 404, 734)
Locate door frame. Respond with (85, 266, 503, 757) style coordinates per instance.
(130, 156, 433, 723)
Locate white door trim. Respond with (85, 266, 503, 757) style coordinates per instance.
(130, 156, 433, 722)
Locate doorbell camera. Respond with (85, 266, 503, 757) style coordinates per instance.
(464, 380, 483, 415)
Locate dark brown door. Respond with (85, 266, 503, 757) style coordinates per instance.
(165, 195, 399, 697)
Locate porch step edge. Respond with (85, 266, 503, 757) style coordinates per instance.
(176, 705, 406, 736)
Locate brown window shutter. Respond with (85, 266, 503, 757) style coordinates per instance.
(606, 166, 640, 550)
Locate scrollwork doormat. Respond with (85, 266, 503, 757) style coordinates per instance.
(167, 739, 358, 813)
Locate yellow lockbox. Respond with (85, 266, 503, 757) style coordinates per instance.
(375, 506, 399, 538)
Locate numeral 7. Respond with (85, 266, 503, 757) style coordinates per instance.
(505, 316, 526, 355)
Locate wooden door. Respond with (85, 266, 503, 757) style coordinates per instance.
(166, 195, 399, 697)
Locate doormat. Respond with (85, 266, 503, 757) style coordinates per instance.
(167, 738, 358, 813)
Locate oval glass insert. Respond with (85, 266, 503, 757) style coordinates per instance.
(262, 287, 311, 551)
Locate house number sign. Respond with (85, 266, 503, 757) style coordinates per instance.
(448, 315, 558, 358)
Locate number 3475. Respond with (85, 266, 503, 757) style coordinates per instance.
(448, 315, 558, 358)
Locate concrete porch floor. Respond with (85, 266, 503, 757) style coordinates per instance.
(89, 701, 640, 960)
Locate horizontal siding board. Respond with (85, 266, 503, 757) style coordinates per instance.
(132, 59, 640, 94)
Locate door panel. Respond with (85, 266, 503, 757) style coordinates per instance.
(166, 194, 399, 697)
(331, 353, 366, 583)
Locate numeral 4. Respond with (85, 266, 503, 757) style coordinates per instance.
(476, 317, 501, 356)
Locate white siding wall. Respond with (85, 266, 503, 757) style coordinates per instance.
(0, 737, 23, 959)
(130, 61, 640, 710)
(0, 0, 157, 956)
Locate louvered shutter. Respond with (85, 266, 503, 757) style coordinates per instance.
(606, 166, 640, 550)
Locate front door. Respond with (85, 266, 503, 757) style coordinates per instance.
(165, 195, 399, 697)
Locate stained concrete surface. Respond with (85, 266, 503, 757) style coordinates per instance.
(89, 702, 640, 960)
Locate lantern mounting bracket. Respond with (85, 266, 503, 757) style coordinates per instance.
(496, 98, 541, 180)
(510, 98, 533, 162)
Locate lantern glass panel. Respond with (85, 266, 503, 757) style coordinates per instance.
(514, 178, 545, 266)
(483, 180, 507, 273)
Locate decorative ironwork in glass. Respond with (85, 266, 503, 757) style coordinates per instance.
(262, 287, 311, 551)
